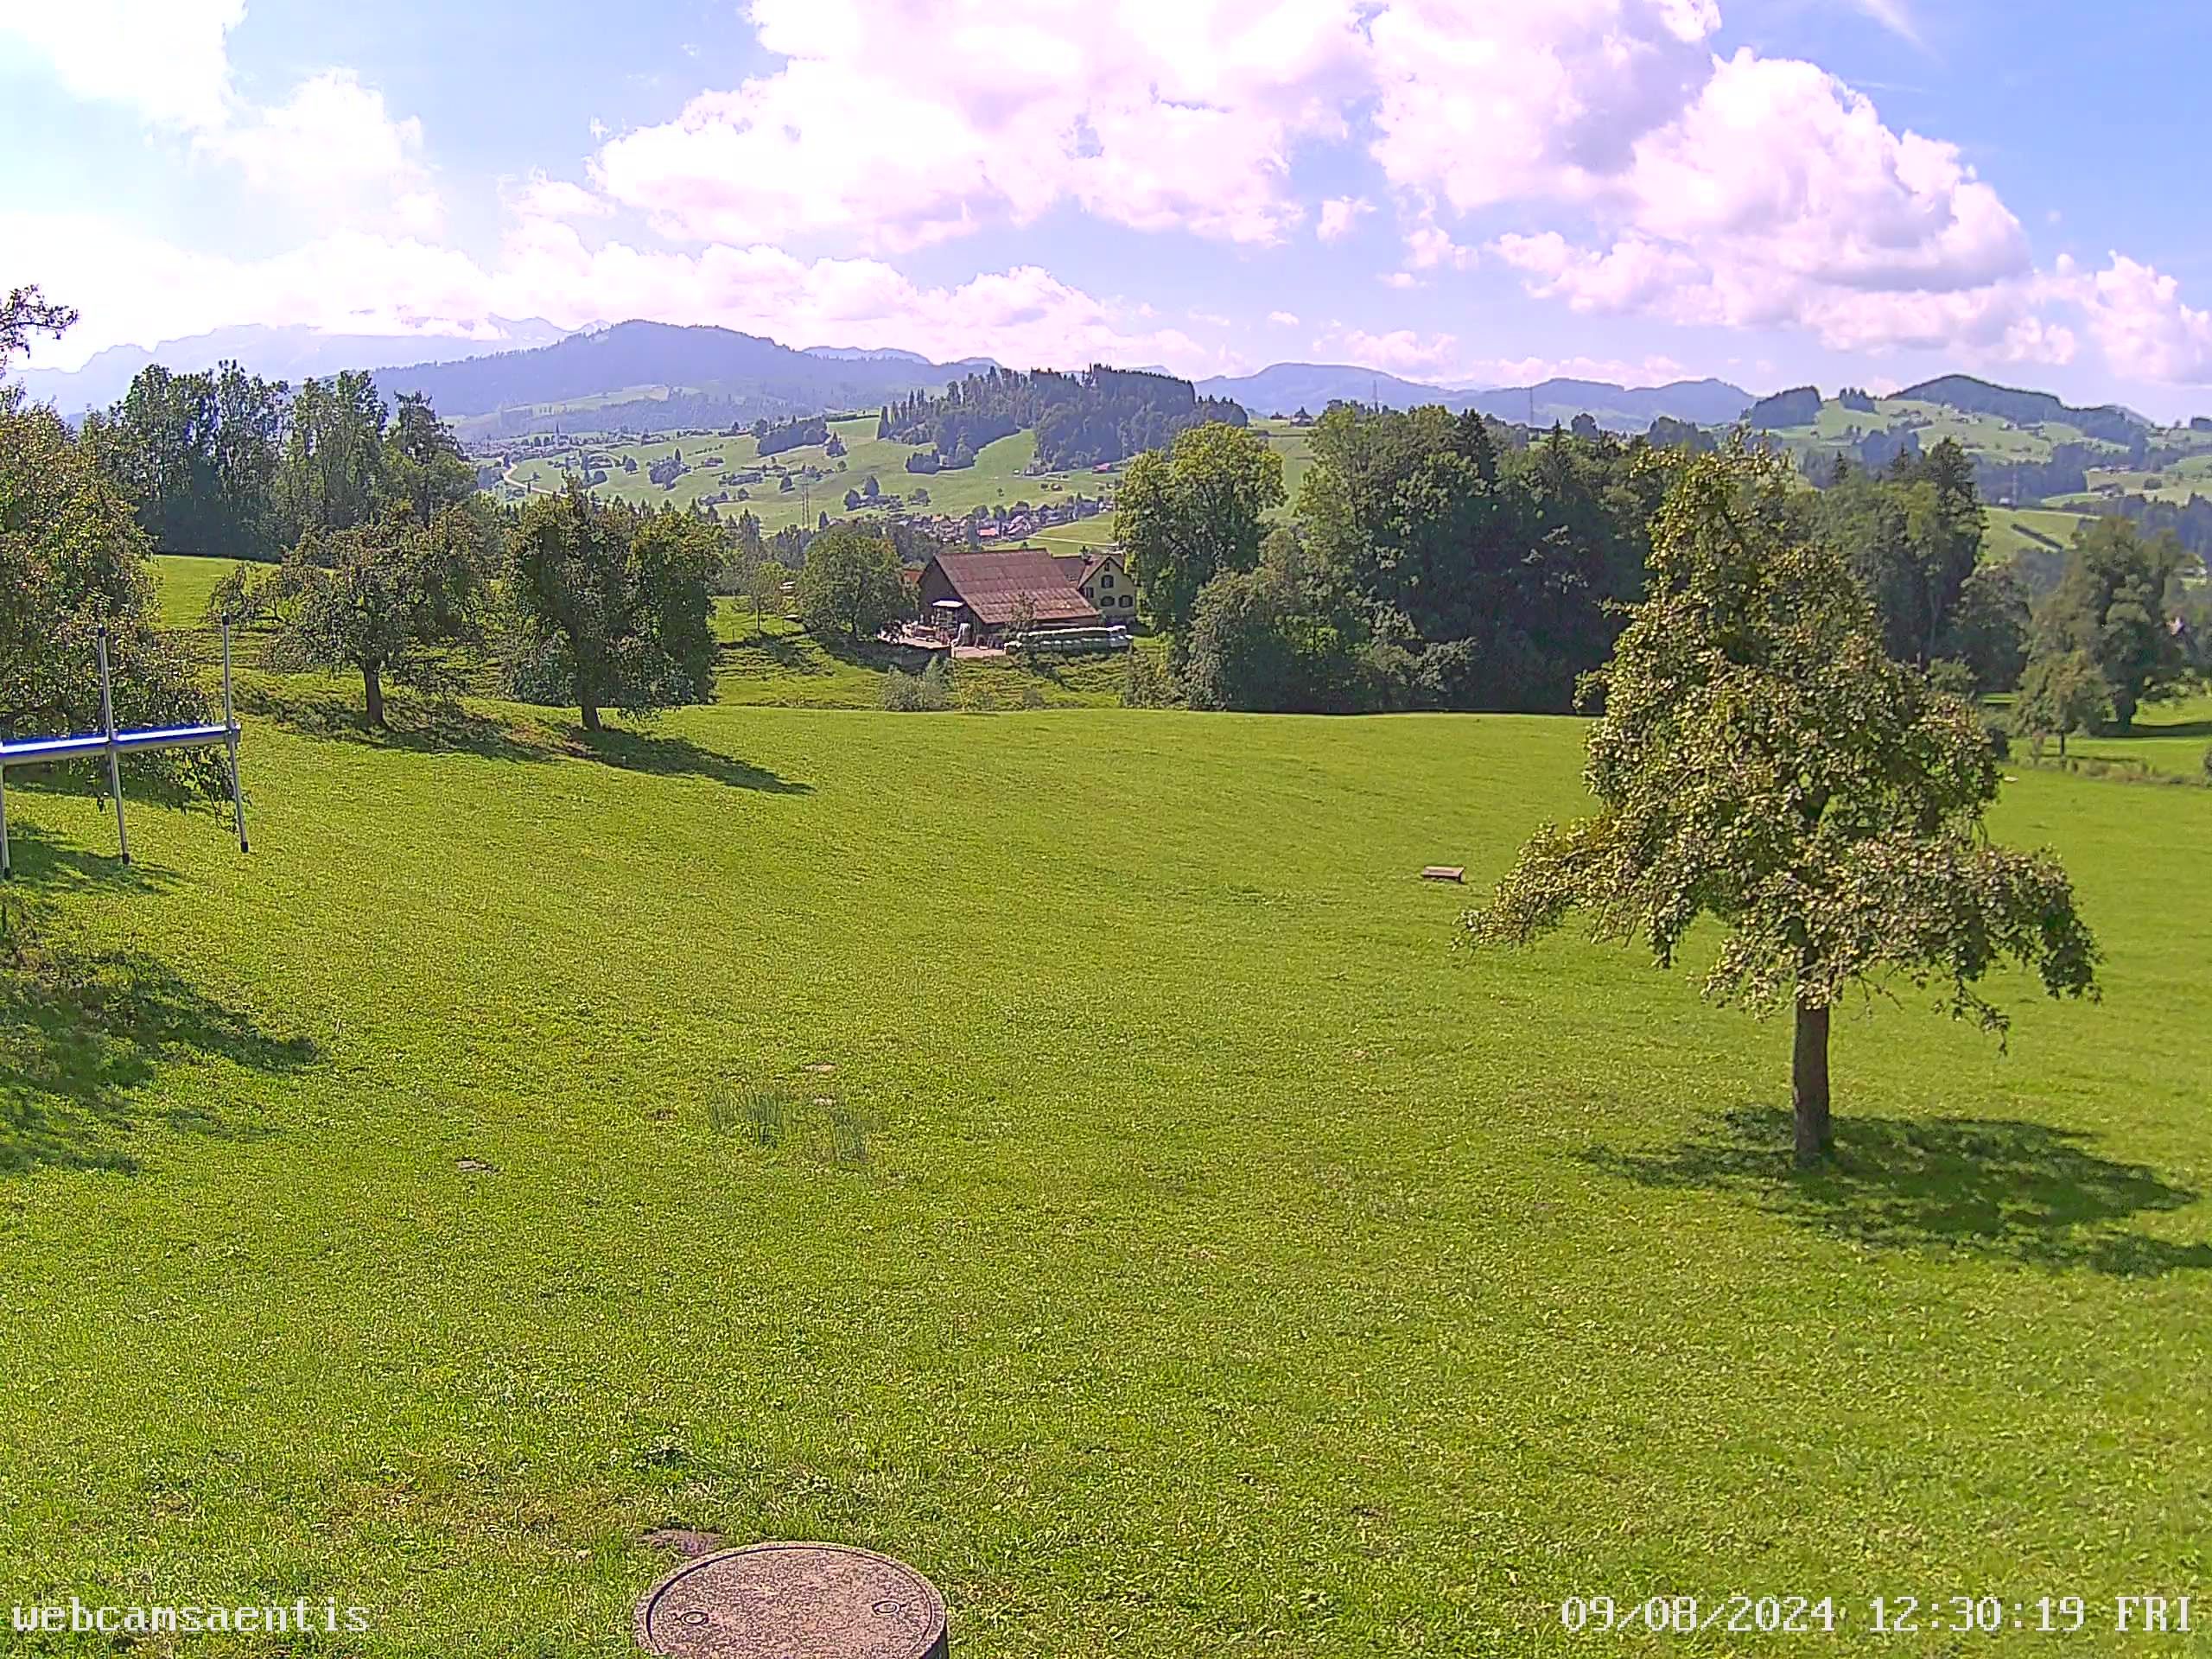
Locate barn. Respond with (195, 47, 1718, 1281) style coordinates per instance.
(915, 550, 1103, 645)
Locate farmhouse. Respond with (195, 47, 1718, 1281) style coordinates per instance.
(1052, 550, 1137, 620)
(915, 550, 1103, 644)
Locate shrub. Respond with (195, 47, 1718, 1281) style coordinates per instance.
(2202, 744, 2212, 785)
(881, 656, 950, 711)
(1122, 645, 1180, 708)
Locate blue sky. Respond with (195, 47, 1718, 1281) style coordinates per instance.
(6, 0, 2211, 416)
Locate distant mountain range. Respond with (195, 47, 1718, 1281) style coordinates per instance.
(369, 322, 1017, 437)
(26, 317, 2181, 453)
(17, 318, 572, 414)
(1195, 363, 1753, 430)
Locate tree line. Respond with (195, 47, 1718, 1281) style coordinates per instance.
(879, 365, 1247, 471)
(1113, 414, 2205, 740)
(1115, 408, 1666, 714)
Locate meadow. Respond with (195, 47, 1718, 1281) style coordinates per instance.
(0, 567, 2206, 1655)
(490, 415, 1318, 550)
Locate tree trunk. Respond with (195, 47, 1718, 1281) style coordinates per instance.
(580, 698, 601, 733)
(2057, 730, 2068, 758)
(1792, 1000, 1833, 1166)
(363, 664, 385, 728)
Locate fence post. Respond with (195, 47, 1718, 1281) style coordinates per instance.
(222, 620, 249, 854)
(97, 626, 130, 866)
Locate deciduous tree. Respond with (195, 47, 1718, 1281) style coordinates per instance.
(2031, 517, 2186, 728)
(794, 526, 908, 643)
(270, 509, 487, 727)
(2011, 648, 2112, 758)
(507, 484, 718, 730)
(1117, 422, 1284, 649)
(1465, 446, 2099, 1166)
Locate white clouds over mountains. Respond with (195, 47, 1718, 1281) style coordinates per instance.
(4, 0, 2211, 397)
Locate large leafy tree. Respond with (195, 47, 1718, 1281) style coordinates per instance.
(1117, 422, 1284, 649)
(2011, 648, 2112, 758)
(1466, 445, 2099, 1166)
(2031, 517, 2187, 728)
(80, 362, 289, 560)
(1296, 407, 1659, 711)
(1184, 529, 1372, 713)
(384, 391, 479, 529)
(270, 508, 488, 727)
(1815, 438, 1986, 669)
(276, 372, 391, 543)
(507, 484, 718, 731)
(2, 383, 219, 797)
(794, 525, 909, 643)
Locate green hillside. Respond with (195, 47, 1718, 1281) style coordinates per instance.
(3, 575, 2208, 1654)
(498, 417, 1120, 540)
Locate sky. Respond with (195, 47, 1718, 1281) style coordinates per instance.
(5, 0, 2212, 416)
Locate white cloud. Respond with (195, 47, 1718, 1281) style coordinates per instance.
(511, 173, 611, 221)
(1367, 0, 1722, 213)
(200, 71, 442, 234)
(1378, 270, 1420, 289)
(0, 0, 241, 130)
(0, 0, 437, 232)
(1316, 194, 1372, 242)
(594, 0, 1370, 251)
(1267, 309, 1300, 326)
(2069, 254, 2212, 385)
(8, 210, 1245, 381)
(1403, 224, 1477, 271)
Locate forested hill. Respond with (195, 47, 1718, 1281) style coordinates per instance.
(372, 321, 968, 422)
(880, 365, 1248, 470)
(1896, 375, 2145, 444)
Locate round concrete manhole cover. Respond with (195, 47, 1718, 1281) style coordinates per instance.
(635, 1542, 948, 1658)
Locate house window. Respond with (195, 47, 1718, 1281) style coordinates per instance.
(1101, 573, 1115, 589)
(1121, 594, 1135, 608)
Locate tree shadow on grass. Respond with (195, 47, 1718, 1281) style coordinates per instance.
(1584, 1108, 2212, 1278)
(0, 821, 186, 896)
(238, 683, 810, 793)
(1, 925, 322, 1176)
(575, 727, 810, 793)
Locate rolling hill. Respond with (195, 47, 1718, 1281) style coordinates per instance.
(372, 321, 981, 432)
(1196, 364, 1752, 430)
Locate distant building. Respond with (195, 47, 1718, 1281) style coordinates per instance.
(916, 550, 1103, 645)
(1052, 550, 1136, 620)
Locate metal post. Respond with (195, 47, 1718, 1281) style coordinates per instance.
(221, 620, 248, 854)
(97, 626, 130, 866)
(0, 761, 10, 880)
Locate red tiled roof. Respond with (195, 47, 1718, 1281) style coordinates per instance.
(928, 550, 1102, 626)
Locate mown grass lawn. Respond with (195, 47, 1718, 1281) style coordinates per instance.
(1, 667, 2207, 1654)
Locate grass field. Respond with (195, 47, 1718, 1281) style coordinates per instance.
(2040, 691, 2212, 779)
(499, 418, 1122, 542)
(1985, 504, 2097, 562)
(711, 608, 1131, 710)
(3, 563, 2209, 1653)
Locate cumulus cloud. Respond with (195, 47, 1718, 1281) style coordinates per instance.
(200, 72, 442, 234)
(0, 0, 438, 231)
(0, 0, 241, 129)
(1316, 195, 1372, 242)
(2068, 254, 2212, 385)
(594, 0, 1371, 250)
(1403, 224, 1478, 271)
(1267, 309, 1300, 326)
(8, 209, 1243, 379)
